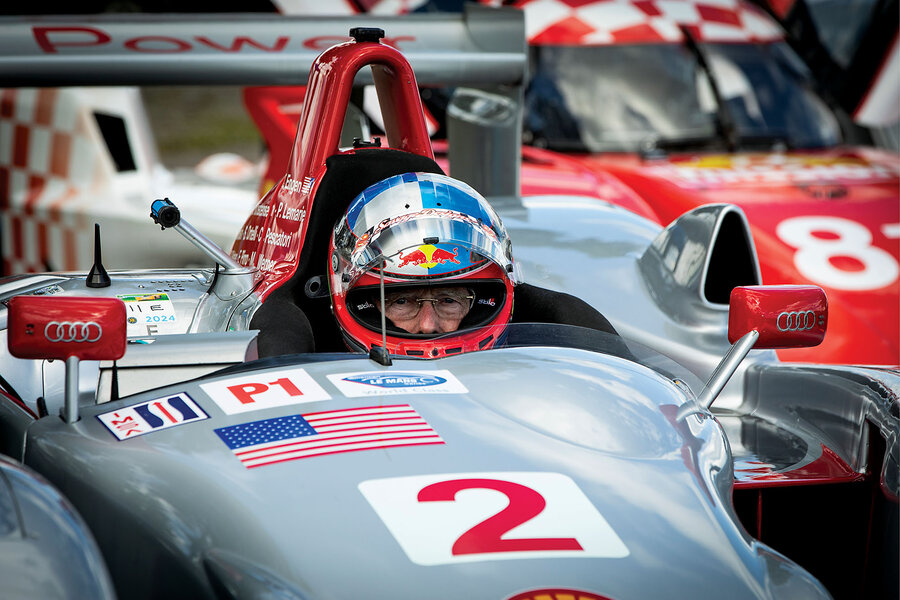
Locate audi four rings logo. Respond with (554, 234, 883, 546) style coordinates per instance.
(44, 321, 103, 343)
(776, 311, 818, 332)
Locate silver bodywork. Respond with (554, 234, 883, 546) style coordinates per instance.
(0, 7, 895, 598)
(0, 454, 115, 600)
(0, 198, 896, 599)
(13, 347, 825, 600)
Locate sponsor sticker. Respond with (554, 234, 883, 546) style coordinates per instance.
(97, 392, 207, 440)
(118, 293, 179, 337)
(328, 370, 467, 397)
(506, 590, 611, 600)
(359, 471, 628, 565)
(215, 404, 443, 468)
(200, 367, 331, 415)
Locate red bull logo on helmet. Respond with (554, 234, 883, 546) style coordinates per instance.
(396, 244, 461, 270)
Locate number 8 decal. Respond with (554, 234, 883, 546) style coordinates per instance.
(359, 472, 628, 566)
(776, 216, 899, 290)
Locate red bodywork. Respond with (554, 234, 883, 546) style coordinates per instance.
(517, 146, 899, 365)
(505, 0, 900, 365)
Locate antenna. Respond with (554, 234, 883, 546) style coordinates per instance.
(86, 223, 111, 288)
(368, 257, 392, 366)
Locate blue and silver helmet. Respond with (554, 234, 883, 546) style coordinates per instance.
(328, 172, 517, 358)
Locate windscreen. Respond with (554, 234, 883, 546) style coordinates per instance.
(524, 41, 842, 153)
(419, 322, 706, 394)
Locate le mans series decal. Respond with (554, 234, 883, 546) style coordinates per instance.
(118, 293, 179, 337)
(327, 370, 467, 397)
(359, 472, 628, 566)
(98, 393, 208, 440)
(200, 367, 331, 415)
(214, 404, 443, 468)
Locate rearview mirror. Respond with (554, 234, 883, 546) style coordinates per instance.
(8, 296, 127, 361)
(728, 285, 827, 349)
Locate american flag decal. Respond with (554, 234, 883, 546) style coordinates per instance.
(214, 404, 443, 468)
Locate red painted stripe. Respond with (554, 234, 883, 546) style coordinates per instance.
(696, 5, 742, 27)
(245, 438, 444, 468)
(733, 445, 864, 489)
(63, 226, 77, 270)
(309, 413, 419, 427)
(50, 131, 71, 178)
(24, 174, 46, 213)
(302, 403, 410, 418)
(234, 425, 435, 457)
(611, 23, 665, 44)
(0, 89, 15, 119)
(313, 420, 428, 435)
(633, 0, 661, 17)
(0, 167, 9, 209)
(34, 89, 58, 126)
(12, 124, 29, 168)
(11, 215, 23, 260)
(0, 388, 38, 420)
(37, 221, 48, 268)
(48, 186, 78, 219)
(756, 490, 762, 539)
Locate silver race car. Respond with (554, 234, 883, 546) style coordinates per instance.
(0, 8, 896, 600)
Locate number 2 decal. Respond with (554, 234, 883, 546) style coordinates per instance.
(418, 478, 583, 555)
(359, 472, 628, 566)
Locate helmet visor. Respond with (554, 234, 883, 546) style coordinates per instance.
(334, 208, 516, 288)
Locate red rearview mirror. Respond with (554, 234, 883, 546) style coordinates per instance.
(8, 296, 127, 361)
(728, 285, 827, 348)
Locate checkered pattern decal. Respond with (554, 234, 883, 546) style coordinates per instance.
(0, 88, 108, 274)
(517, 0, 784, 45)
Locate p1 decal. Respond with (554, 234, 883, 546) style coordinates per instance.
(359, 472, 628, 566)
(98, 393, 207, 440)
(200, 368, 330, 415)
(506, 589, 612, 600)
(215, 404, 443, 468)
(327, 370, 467, 397)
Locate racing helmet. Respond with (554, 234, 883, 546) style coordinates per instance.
(328, 172, 518, 358)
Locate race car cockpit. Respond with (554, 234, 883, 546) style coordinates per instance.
(249, 154, 620, 359)
(241, 27, 618, 360)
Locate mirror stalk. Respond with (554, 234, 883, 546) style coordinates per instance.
(150, 199, 247, 273)
(678, 329, 759, 421)
(63, 356, 80, 423)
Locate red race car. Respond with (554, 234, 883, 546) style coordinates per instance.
(505, 0, 900, 366)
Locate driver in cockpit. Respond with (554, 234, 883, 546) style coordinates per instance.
(327, 172, 619, 358)
(328, 172, 515, 358)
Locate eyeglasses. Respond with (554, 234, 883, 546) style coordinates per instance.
(382, 290, 474, 320)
